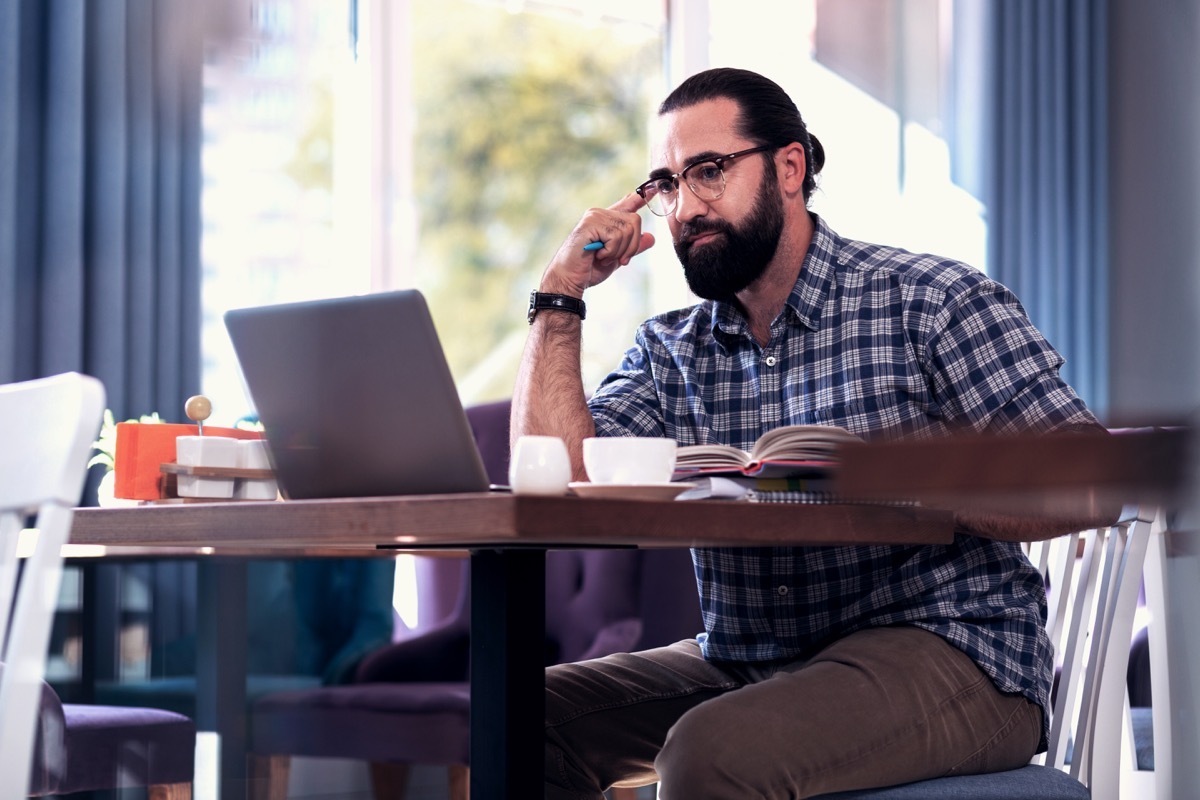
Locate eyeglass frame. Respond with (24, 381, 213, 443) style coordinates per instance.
(635, 144, 777, 217)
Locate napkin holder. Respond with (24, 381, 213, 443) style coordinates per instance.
(113, 422, 264, 500)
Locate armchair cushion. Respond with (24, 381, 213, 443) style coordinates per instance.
(250, 683, 471, 764)
(578, 618, 644, 662)
(52, 704, 195, 794)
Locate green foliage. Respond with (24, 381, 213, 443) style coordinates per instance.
(408, 3, 662, 398)
(279, 2, 663, 402)
(89, 409, 164, 471)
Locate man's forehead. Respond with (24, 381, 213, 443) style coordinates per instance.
(648, 97, 743, 172)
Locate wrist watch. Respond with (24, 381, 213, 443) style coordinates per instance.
(527, 291, 586, 324)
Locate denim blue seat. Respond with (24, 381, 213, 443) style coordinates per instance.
(815, 764, 1089, 799)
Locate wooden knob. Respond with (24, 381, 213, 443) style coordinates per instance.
(185, 395, 213, 424)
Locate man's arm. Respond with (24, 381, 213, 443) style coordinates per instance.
(921, 277, 1125, 541)
(512, 311, 595, 482)
(511, 192, 654, 480)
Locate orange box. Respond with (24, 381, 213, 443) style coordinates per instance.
(114, 422, 264, 500)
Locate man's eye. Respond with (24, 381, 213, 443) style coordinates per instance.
(654, 179, 677, 195)
(694, 164, 722, 183)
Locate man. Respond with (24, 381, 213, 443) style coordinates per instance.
(513, 67, 1107, 799)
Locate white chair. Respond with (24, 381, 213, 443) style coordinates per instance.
(0, 373, 105, 799)
(814, 509, 1156, 799)
(1120, 509, 1170, 800)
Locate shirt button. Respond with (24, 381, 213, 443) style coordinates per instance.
(777, 585, 789, 596)
(764, 355, 777, 367)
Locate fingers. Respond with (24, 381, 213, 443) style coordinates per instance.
(541, 195, 655, 295)
(609, 190, 648, 214)
(586, 193, 652, 263)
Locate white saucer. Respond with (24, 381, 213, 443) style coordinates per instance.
(568, 482, 695, 501)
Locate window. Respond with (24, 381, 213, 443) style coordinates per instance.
(201, 0, 667, 425)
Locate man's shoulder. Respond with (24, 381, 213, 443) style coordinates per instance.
(834, 237, 992, 295)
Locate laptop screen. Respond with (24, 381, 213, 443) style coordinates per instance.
(224, 290, 490, 499)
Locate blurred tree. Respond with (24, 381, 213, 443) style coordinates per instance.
(280, 1, 663, 402)
(409, 2, 662, 400)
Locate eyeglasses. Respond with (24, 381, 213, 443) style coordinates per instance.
(635, 145, 775, 217)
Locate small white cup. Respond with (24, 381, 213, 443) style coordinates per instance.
(508, 435, 571, 496)
(175, 435, 239, 498)
(582, 437, 677, 485)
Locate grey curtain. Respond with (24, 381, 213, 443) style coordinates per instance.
(0, 0, 203, 421)
(983, 0, 1109, 415)
(1, 0, 209, 698)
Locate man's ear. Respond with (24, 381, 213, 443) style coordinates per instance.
(777, 143, 807, 196)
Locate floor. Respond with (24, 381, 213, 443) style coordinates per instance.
(282, 759, 658, 799)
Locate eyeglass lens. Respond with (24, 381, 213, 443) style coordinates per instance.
(640, 161, 726, 217)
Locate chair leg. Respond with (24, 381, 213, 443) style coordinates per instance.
(368, 761, 411, 800)
(447, 764, 469, 800)
(149, 784, 192, 800)
(247, 753, 291, 800)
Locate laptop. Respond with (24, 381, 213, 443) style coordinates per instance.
(224, 290, 490, 500)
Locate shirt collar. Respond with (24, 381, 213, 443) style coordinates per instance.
(709, 213, 839, 343)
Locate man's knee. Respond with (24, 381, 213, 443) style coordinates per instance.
(655, 697, 759, 797)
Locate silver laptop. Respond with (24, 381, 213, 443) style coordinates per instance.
(224, 290, 490, 499)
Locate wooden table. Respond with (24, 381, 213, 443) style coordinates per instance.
(70, 493, 954, 800)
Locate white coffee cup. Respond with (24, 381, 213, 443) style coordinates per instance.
(582, 437, 677, 485)
(175, 435, 240, 498)
(508, 435, 571, 496)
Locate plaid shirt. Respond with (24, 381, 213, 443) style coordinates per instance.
(588, 214, 1099, 748)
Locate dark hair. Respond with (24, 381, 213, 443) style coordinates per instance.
(659, 67, 825, 203)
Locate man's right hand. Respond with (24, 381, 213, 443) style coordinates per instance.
(539, 192, 657, 297)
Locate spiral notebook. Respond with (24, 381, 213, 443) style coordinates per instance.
(224, 290, 490, 500)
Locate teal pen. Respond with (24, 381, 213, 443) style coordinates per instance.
(583, 241, 605, 251)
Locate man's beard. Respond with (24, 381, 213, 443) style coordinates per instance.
(674, 168, 785, 301)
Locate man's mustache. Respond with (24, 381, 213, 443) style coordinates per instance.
(678, 219, 733, 246)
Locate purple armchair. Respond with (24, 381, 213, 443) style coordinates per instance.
(28, 678, 194, 797)
(246, 399, 703, 799)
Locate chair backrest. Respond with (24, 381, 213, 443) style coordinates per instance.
(1026, 508, 1158, 798)
(1120, 509, 1170, 800)
(0, 373, 105, 798)
(637, 548, 703, 649)
(544, 549, 642, 664)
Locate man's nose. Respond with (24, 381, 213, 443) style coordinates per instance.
(673, 183, 709, 223)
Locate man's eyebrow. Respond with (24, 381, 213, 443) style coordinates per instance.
(647, 150, 728, 182)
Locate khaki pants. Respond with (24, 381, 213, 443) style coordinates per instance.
(545, 626, 1042, 799)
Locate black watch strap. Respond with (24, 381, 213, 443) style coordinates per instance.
(527, 291, 586, 324)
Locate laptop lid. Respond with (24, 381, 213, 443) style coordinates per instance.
(224, 290, 490, 499)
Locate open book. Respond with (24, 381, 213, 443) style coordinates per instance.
(673, 424, 862, 480)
